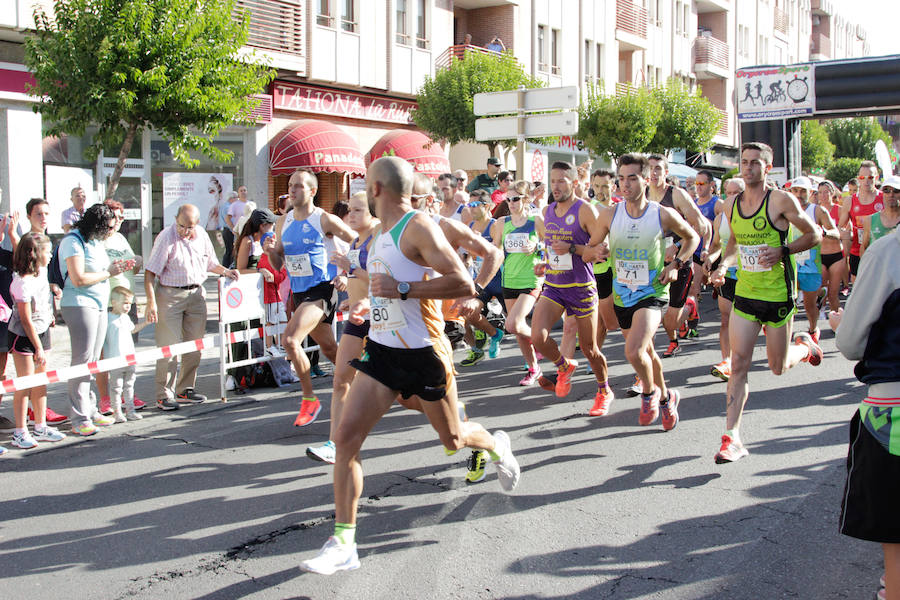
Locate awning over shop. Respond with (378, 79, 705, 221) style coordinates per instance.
(269, 119, 366, 177)
(366, 130, 450, 177)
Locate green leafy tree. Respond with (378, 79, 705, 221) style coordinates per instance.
(412, 50, 546, 158)
(646, 80, 720, 155)
(800, 119, 834, 173)
(577, 83, 662, 159)
(25, 0, 274, 199)
(826, 117, 892, 161)
(826, 157, 866, 188)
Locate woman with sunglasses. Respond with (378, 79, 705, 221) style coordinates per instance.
(459, 191, 506, 367)
(490, 184, 546, 385)
(862, 176, 900, 255)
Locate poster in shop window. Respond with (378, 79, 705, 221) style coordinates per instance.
(162, 172, 234, 230)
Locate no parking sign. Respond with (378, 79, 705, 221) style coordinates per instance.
(218, 273, 265, 324)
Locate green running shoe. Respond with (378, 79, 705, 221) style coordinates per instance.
(474, 329, 487, 350)
(466, 449, 487, 483)
(460, 348, 485, 367)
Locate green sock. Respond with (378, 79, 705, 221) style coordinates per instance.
(334, 522, 356, 545)
(487, 446, 501, 462)
(724, 429, 739, 442)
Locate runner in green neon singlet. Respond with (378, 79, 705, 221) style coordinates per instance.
(709, 142, 824, 465)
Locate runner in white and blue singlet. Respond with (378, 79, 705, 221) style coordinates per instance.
(265, 168, 354, 428)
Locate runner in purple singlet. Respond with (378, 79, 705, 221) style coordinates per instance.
(531, 161, 613, 415)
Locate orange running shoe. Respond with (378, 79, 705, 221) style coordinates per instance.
(638, 388, 661, 426)
(660, 389, 681, 431)
(714, 434, 749, 464)
(294, 397, 322, 427)
(663, 340, 680, 358)
(794, 332, 823, 366)
(554, 360, 578, 398)
(711, 359, 731, 382)
(589, 386, 615, 416)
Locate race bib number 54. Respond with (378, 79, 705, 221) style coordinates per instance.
(738, 244, 771, 272)
(285, 254, 313, 277)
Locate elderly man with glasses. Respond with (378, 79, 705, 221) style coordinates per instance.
(144, 204, 239, 411)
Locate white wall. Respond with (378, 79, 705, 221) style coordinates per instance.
(0, 104, 44, 214)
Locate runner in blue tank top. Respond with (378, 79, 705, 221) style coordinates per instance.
(265, 168, 354, 428)
(530, 160, 613, 416)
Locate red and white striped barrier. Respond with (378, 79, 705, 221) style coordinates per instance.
(0, 312, 347, 395)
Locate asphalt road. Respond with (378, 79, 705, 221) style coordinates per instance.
(0, 293, 883, 599)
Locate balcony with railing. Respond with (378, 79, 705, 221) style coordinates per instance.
(810, 33, 831, 59)
(773, 7, 789, 36)
(693, 35, 729, 79)
(235, 0, 304, 58)
(616, 0, 649, 49)
(435, 44, 514, 70)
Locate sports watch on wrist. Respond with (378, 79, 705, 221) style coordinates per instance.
(781, 245, 790, 258)
(397, 281, 410, 300)
(568, 243, 577, 254)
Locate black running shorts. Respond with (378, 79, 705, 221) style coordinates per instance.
(350, 339, 453, 402)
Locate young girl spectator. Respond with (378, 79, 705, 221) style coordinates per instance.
(257, 231, 287, 355)
(7, 233, 65, 449)
(103, 287, 149, 422)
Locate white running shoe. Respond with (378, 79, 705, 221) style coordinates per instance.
(306, 441, 336, 464)
(33, 426, 66, 442)
(492, 430, 520, 493)
(299, 536, 360, 575)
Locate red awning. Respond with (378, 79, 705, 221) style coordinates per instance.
(366, 130, 450, 177)
(269, 119, 366, 177)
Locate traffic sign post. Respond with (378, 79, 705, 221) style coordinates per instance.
(474, 86, 579, 179)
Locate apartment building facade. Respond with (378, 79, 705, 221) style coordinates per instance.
(0, 0, 877, 255)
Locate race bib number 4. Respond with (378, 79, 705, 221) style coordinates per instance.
(738, 244, 771, 272)
(615, 259, 649, 288)
(285, 254, 313, 277)
(504, 232, 531, 253)
(369, 297, 408, 334)
(548, 252, 573, 271)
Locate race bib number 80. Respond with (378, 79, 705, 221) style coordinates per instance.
(369, 297, 408, 333)
(738, 244, 771, 272)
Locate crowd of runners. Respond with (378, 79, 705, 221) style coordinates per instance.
(239, 142, 896, 577)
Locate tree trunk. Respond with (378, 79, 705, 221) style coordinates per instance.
(105, 123, 139, 200)
(486, 141, 498, 158)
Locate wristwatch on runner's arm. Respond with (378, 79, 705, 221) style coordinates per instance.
(397, 281, 410, 300)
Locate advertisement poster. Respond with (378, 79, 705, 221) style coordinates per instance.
(44, 165, 96, 235)
(162, 172, 233, 229)
(736, 64, 815, 121)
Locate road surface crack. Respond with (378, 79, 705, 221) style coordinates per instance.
(367, 473, 451, 502)
(125, 432, 225, 451)
(226, 515, 335, 559)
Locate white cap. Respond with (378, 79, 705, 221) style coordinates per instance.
(881, 175, 900, 190)
(790, 176, 815, 191)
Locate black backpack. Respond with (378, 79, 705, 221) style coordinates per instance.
(48, 232, 84, 289)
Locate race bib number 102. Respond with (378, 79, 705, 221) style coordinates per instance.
(738, 244, 771, 272)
